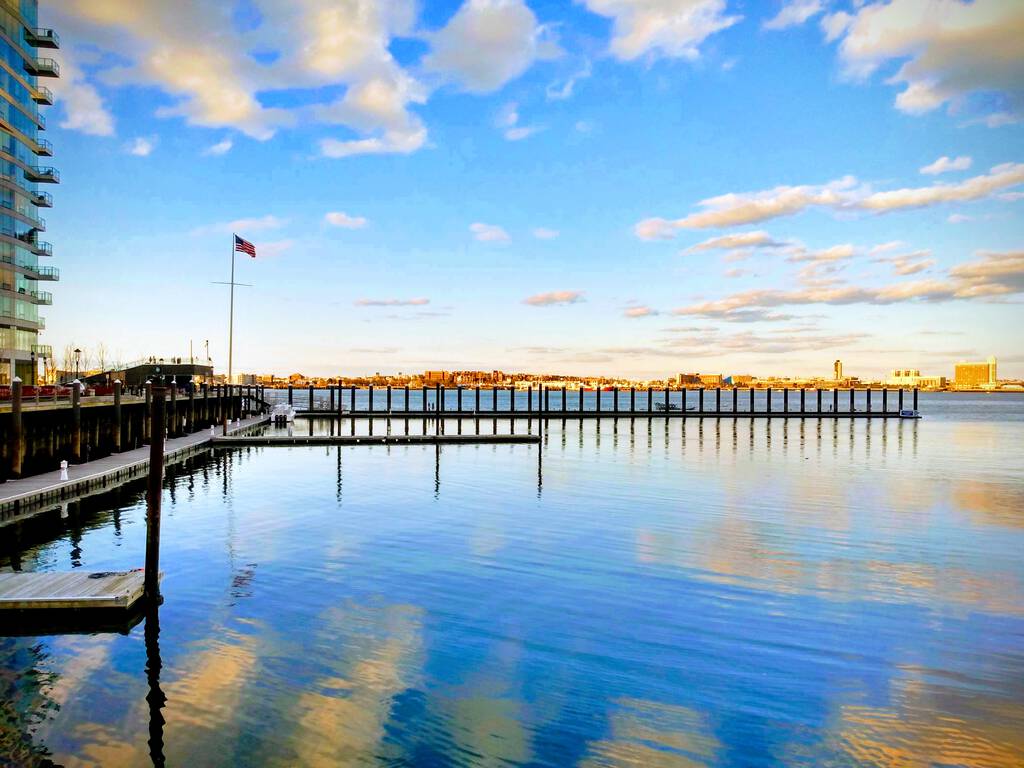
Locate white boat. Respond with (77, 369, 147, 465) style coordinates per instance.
(899, 409, 922, 419)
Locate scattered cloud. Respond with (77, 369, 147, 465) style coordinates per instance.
(685, 230, 787, 252)
(920, 155, 972, 175)
(424, 0, 560, 93)
(948, 213, 972, 224)
(724, 267, 749, 278)
(532, 227, 560, 239)
(874, 249, 936, 276)
(546, 59, 592, 101)
(470, 222, 511, 242)
(125, 135, 156, 156)
(523, 290, 584, 306)
(325, 211, 369, 229)
(869, 241, 905, 255)
(495, 102, 542, 141)
(203, 137, 233, 156)
(786, 244, 856, 263)
(581, 0, 741, 61)
(191, 214, 287, 236)
(823, 0, 1024, 125)
(635, 163, 1024, 235)
(763, 0, 825, 31)
(355, 297, 430, 307)
(256, 239, 294, 258)
(50, 50, 115, 136)
(624, 306, 658, 317)
(575, 120, 595, 133)
(673, 249, 1024, 321)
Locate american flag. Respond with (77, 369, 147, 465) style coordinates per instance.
(234, 234, 256, 257)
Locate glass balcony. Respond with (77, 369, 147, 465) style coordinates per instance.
(31, 86, 53, 105)
(24, 166, 58, 183)
(31, 190, 52, 207)
(34, 265, 59, 280)
(24, 29, 60, 49)
(34, 138, 52, 157)
(31, 240, 52, 256)
(24, 58, 60, 78)
(31, 344, 53, 358)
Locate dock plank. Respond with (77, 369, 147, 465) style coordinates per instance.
(0, 570, 148, 611)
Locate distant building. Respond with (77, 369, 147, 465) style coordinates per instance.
(424, 370, 448, 383)
(676, 373, 700, 386)
(887, 369, 946, 389)
(731, 374, 754, 386)
(954, 356, 997, 388)
(699, 373, 723, 386)
(833, 360, 843, 381)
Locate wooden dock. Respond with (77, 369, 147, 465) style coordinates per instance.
(0, 414, 269, 528)
(0, 570, 147, 611)
(213, 433, 541, 447)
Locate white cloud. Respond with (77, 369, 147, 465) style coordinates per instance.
(624, 305, 658, 317)
(920, 155, 972, 175)
(763, 0, 825, 31)
(203, 137, 233, 156)
(581, 0, 741, 60)
(50, 0, 429, 157)
(191, 214, 287, 236)
(125, 136, 156, 156)
(470, 222, 511, 242)
(546, 59, 592, 101)
(874, 249, 936, 276)
(355, 297, 430, 307)
(532, 227, 560, 239)
(256, 239, 294, 258)
(424, 0, 560, 93)
(523, 290, 584, 306)
(636, 163, 1024, 235)
(786, 243, 856, 262)
(50, 50, 115, 136)
(824, 0, 1024, 125)
(325, 212, 369, 229)
(495, 102, 543, 140)
(685, 230, 786, 251)
(947, 213, 972, 224)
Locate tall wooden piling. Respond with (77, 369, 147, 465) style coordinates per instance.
(144, 382, 152, 443)
(309, 384, 314, 411)
(630, 387, 636, 412)
(475, 386, 480, 413)
(833, 387, 838, 413)
(867, 388, 872, 412)
(749, 387, 754, 413)
(913, 388, 919, 411)
(9, 378, 23, 478)
(330, 386, 335, 412)
(113, 380, 123, 451)
(492, 386, 498, 412)
(387, 385, 392, 412)
(596, 386, 601, 413)
(368, 385, 374, 413)
(613, 387, 619, 412)
(664, 387, 670, 412)
(882, 389, 888, 412)
(459, 386, 465, 412)
(526, 387, 531, 412)
(145, 386, 166, 603)
(288, 385, 293, 405)
(716, 387, 721, 413)
(767, 387, 773, 413)
(350, 386, 356, 414)
(849, 388, 855, 412)
(188, 383, 195, 432)
(699, 387, 705, 413)
(71, 381, 82, 463)
(732, 388, 738, 413)
(783, 388, 788, 413)
(438, 384, 443, 413)
(582, 388, 586, 413)
(800, 389, 806, 414)
(169, 383, 178, 438)
(899, 389, 904, 411)
(817, 388, 822, 413)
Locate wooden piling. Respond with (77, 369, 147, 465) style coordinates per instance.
(527, 386, 531, 412)
(716, 387, 721, 413)
(899, 389, 904, 411)
(188, 382, 195, 432)
(732, 387, 738, 413)
(438, 384, 443, 413)
(350, 386, 356, 414)
(475, 386, 480, 413)
(145, 386, 166, 603)
(882, 388, 888, 412)
(309, 384, 314, 411)
(630, 387, 636, 412)
(613, 387, 619, 412)
(288, 384, 293, 405)
(664, 387, 670, 412)
(492, 386, 497, 412)
(767, 387, 773, 413)
(867, 388, 872, 412)
(582, 387, 586, 413)
(113, 380, 123, 451)
(459, 386, 465, 412)
(783, 388, 788, 413)
(913, 388, 919, 411)
(699, 387, 705, 413)
(832, 387, 838, 413)
(72, 382, 82, 463)
(800, 388, 805, 414)
(9, 378, 23, 478)
(387, 385, 392, 412)
(405, 385, 410, 412)
(749, 387, 754, 413)
(596, 386, 601, 413)
(169, 383, 178, 438)
(330, 386, 335, 412)
(849, 388, 855, 412)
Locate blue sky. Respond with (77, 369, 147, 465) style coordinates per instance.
(40, 0, 1024, 379)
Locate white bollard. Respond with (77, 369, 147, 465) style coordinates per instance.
(210, 425, 215, 436)
(60, 460, 69, 481)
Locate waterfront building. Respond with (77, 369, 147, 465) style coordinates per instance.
(676, 373, 700, 386)
(954, 356, 997, 389)
(699, 373, 723, 386)
(833, 359, 843, 381)
(0, 0, 58, 384)
(887, 369, 946, 389)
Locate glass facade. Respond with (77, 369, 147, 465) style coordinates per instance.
(0, 0, 56, 384)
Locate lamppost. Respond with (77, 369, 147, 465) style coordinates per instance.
(74, 347, 81, 380)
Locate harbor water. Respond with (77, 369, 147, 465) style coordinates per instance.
(2, 395, 1023, 766)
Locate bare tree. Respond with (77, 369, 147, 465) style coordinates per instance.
(95, 342, 108, 373)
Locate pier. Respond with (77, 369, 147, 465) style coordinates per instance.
(214, 433, 540, 447)
(276, 384, 921, 419)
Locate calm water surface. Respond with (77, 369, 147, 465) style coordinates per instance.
(2, 396, 1023, 766)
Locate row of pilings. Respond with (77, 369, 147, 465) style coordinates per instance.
(1, 383, 267, 481)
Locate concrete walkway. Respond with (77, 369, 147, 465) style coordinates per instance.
(0, 415, 268, 525)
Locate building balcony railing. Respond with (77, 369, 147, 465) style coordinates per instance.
(1, 282, 52, 304)
(0, 198, 45, 228)
(24, 57, 60, 78)
(33, 265, 58, 280)
(31, 190, 52, 207)
(31, 240, 51, 256)
(31, 343, 52, 358)
(24, 166, 58, 183)
(0, 251, 59, 280)
(24, 28, 60, 49)
(31, 85, 53, 105)
(0, 227, 52, 256)
(34, 138, 52, 157)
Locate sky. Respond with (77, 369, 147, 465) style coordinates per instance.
(38, 0, 1024, 380)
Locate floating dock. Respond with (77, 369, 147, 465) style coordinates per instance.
(213, 433, 541, 447)
(0, 570, 147, 611)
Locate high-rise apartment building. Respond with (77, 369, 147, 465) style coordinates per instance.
(0, 0, 58, 384)
(954, 357, 997, 389)
(833, 359, 843, 381)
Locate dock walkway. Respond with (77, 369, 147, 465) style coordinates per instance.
(214, 433, 540, 447)
(0, 570, 146, 611)
(0, 415, 268, 527)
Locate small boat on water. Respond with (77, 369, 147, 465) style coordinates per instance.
(653, 402, 683, 411)
(899, 409, 922, 419)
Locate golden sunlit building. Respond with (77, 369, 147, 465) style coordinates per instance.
(954, 356, 997, 388)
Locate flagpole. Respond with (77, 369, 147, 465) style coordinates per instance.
(228, 234, 235, 385)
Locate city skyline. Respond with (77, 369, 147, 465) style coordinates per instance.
(37, 1, 1024, 379)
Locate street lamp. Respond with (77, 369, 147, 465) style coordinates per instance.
(74, 347, 81, 380)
